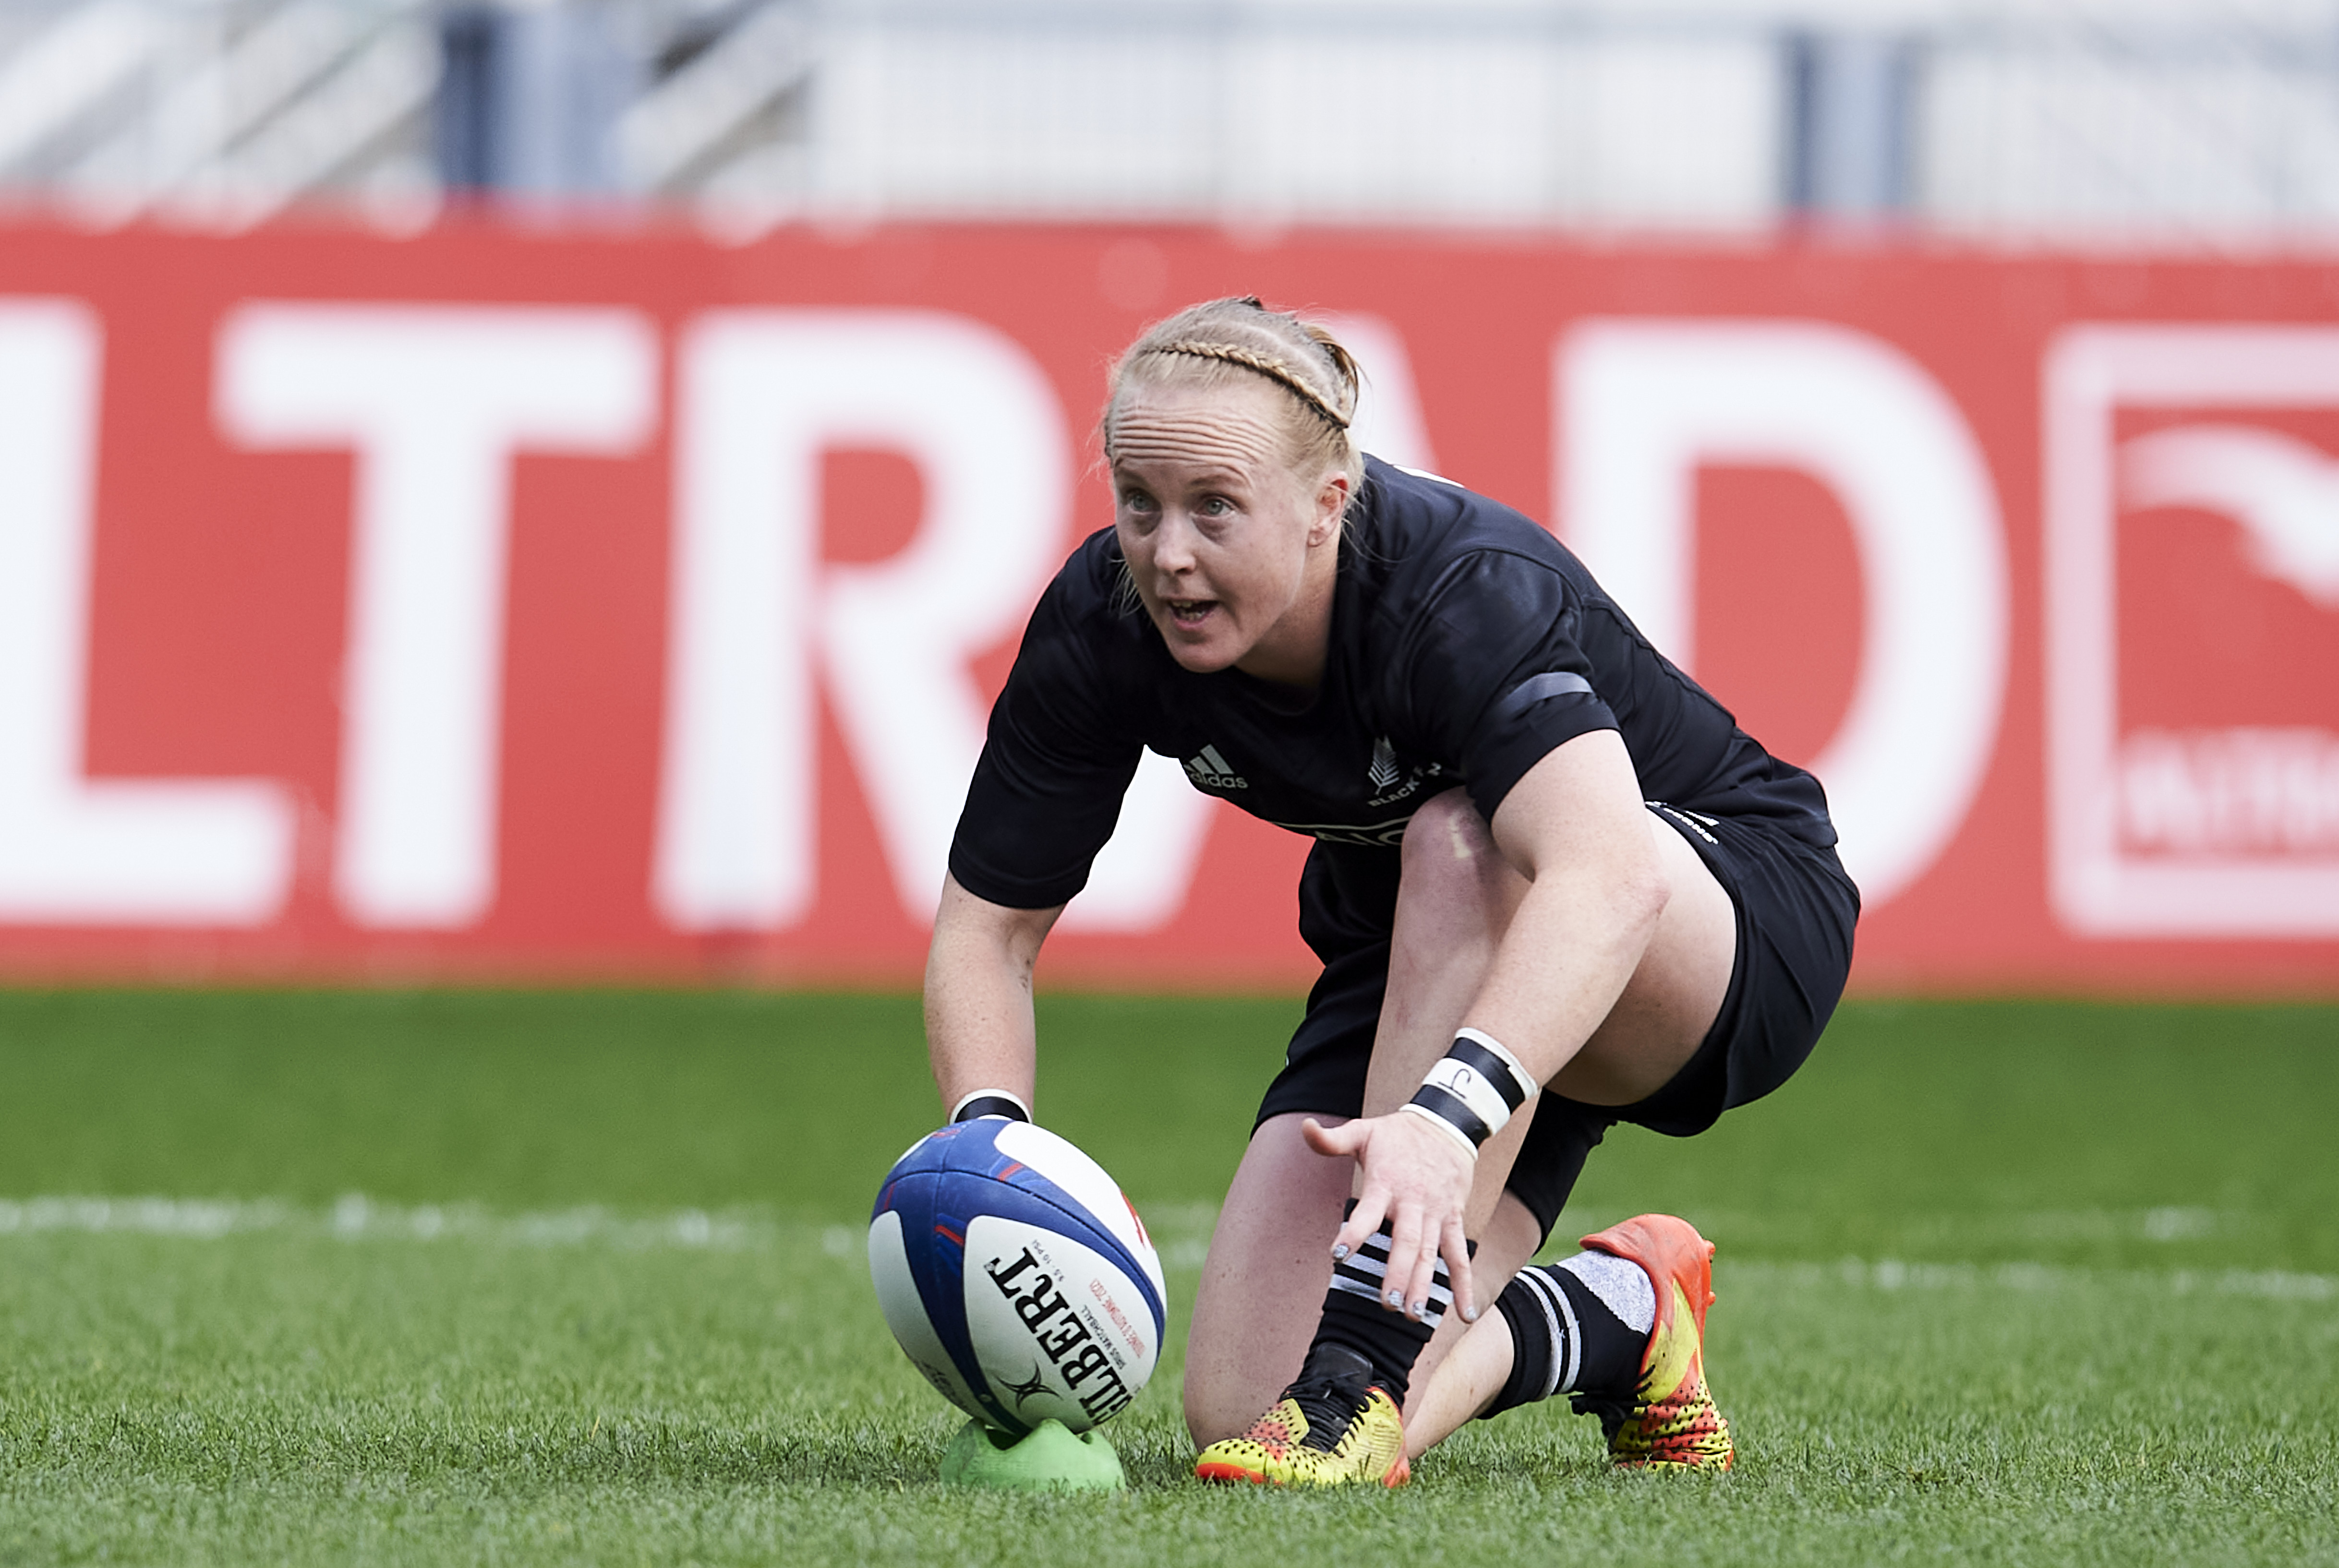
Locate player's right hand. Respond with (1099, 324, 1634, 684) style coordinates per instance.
(1302, 1110, 1477, 1325)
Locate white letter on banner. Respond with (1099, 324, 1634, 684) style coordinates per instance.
(0, 299, 292, 923)
(216, 305, 657, 929)
(1556, 321, 2007, 908)
(658, 310, 1218, 932)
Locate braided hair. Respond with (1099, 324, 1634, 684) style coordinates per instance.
(1103, 297, 1364, 493)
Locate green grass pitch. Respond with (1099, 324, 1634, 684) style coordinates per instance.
(1, 989, 2335, 1565)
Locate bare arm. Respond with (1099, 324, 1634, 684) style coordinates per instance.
(923, 873, 1066, 1116)
(1312, 730, 1670, 1316)
(1463, 729, 1671, 1083)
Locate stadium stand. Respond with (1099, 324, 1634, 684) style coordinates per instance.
(0, 0, 2332, 239)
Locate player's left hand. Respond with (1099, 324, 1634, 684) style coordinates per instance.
(1302, 1111, 1478, 1325)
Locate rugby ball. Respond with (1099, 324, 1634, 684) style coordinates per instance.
(868, 1118, 1166, 1436)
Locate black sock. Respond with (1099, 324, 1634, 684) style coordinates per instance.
(1303, 1208, 1456, 1409)
(1314, 1277, 1435, 1409)
(1480, 1260, 1645, 1420)
(1283, 1342, 1379, 1451)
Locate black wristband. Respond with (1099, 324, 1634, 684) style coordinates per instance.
(950, 1092, 1031, 1124)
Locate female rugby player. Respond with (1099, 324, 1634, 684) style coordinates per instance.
(926, 298, 1857, 1486)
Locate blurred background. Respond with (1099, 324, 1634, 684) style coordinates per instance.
(0, 0, 2333, 991)
(0, 0, 2337, 243)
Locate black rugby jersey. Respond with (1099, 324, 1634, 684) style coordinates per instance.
(948, 458, 1833, 917)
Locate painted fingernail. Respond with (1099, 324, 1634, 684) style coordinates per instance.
(1330, 1244, 1349, 1262)
(1386, 1289, 1405, 1309)
(1462, 1306, 1480, 1323)
(1410, 1300, 1427, 1320)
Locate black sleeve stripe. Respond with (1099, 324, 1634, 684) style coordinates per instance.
(1491, 670, 1594, 725)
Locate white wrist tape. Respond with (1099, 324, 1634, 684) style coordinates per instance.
(1405, 1028, 1539, 1150)
(949, 1088, 1032, 1124)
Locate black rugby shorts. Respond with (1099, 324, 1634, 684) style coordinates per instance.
(1253, 803, 1859, 1243)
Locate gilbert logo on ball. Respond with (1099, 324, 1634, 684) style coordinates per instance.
(868, 1120, 1166, 1436)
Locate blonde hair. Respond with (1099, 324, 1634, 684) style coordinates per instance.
(1102, 297, 1364, 493)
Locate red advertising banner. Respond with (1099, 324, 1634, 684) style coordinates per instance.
(0, 220, 2333, 992)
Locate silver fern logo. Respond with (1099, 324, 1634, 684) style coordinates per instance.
(1365, 736, 1443, 809)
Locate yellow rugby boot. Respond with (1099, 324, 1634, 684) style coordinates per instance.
(1577, 1214, 1734, 1471)
(1194, 1345, 1411, 1487)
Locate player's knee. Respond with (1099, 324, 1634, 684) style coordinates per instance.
(1182, 1370, 1250, 1448)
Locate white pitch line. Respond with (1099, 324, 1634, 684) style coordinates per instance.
(1, 1197, 2329, 1304)
(1732, 1257, 2338, 1303)
(0, 1195, 290, 1239)
(0, 1194, 771, 1252)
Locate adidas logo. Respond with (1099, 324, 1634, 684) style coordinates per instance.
(1183, 744, 1247, 790)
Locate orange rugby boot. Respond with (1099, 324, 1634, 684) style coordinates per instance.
(1576, 1213, 1734, 1471)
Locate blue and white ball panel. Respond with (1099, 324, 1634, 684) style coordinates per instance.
(870, 1119, 1166, 1327)
(990, 1123, 1167, 1307)
(958, 1214, 1160, 1432)
(866, 1209, 989, 1419)
(866, 1119, 1166, 1435)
